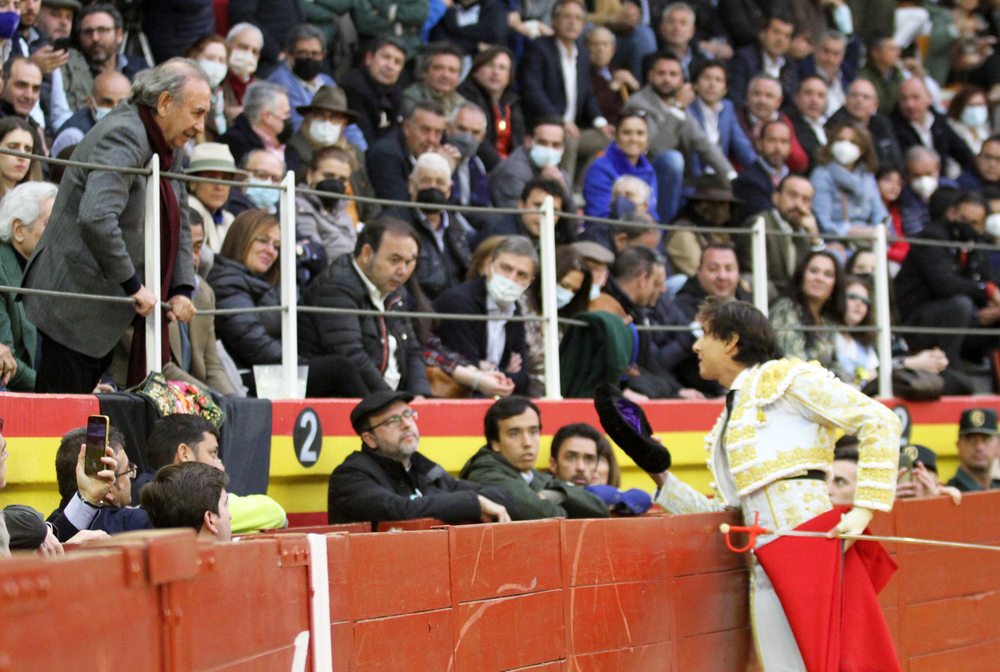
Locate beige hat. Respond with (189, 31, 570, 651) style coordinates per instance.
(571, 241, 616, 264)
(185, 143, 250, 176)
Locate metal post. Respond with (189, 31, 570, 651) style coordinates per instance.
(279, 172, 299, 399)
(143, 154, 162, 376)
(751, 217, 768, 315)
(540, 196, 562, 400)
(873, 226, 893, 399)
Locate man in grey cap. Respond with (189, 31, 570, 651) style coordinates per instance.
(327, 390, 517, 529)
(947, 408, 1000, 492)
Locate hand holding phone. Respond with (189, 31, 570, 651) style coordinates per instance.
(84, 415, 109, 476)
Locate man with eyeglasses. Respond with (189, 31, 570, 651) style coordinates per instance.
(957, 136, 1000, 193)
(328, 390, 516, 529)
(49, 423, 154, 541)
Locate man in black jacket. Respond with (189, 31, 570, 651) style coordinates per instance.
(892, 78, 976, 178)
(217, 81, 293, 167)
(895, 191, 1000, 370)
(367, 99, 451, 203)
(341, 36, 407, 144)
(384, 151, 471, 300)
(328, 391, 516, 527)
(299, 217, 432, 396)
(433, 235, 535, 394)
(826, 78, 902, 172)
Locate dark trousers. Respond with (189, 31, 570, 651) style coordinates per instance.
(904, 293, 999, 366)
(35, 331, 113, 394)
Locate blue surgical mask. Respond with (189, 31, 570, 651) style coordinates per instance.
(0, 12, 18, 40)
(529, 144, 563, 168)
(246, 178, 280, 209)
(832, 4, 853, 35)
(961, 105, 989, 129)
(556, 285, 576, 308)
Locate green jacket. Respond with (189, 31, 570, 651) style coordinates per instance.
(459, 446, 609, 520)
(0, 243, 36, 391)
(559, 311, 635, 398)
(351, 0, 428, 58)
(857, 61, 906, 118)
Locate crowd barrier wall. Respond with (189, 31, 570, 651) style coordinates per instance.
(2, 492, 998, 671)
(0, 393, 997, 524)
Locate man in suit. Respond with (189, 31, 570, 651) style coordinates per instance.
(826, 78, 902, 171)
(735, 74, 809, 174)
(218, 80, 293, 167)
(367, 99, 455, 203)
(736, 174, 821, 301)
(799, 29, 852, 117)
(433, 235, 536, 395)
(649, 2, 710, 81)
(787, 75, 829, 171)
(623, 52, 735, 224)
(23, 58, 204, 394)
(340, 36, 407, 144)
(446, 102, 495, 232)
(732, 119, 792, 222)
(689, 59, 757, 174)
(727, 13, 798, 107)
(518, 0, 614, 182)
(892, 77, 976, 179)
(0, 182, 57, 392)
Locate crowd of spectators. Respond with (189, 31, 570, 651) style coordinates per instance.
(0, 0, 994, 404)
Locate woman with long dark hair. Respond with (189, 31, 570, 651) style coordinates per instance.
(769, 249, 850, 380)
(207, 210, 367, 397)
(836, 274, 879, 388)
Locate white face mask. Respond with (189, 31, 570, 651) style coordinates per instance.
(529, 144, 563, 168)
(199, 59, 228, 88)
(555, 285, 576, 308)
(831, 140, 861, 166)
(309, 119, 342, 146)
(487, 268, 527, 305)
(961, 105, 989, 129)
(93, 104, 113, 121)
(911, 174, 939, 201)
(228, 49, 258, 78)
(986, 213, 1000, 239)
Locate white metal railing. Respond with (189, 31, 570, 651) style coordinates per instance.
(0, 147, 989, 401)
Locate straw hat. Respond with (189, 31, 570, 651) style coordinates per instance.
(186, 143, 250, 176)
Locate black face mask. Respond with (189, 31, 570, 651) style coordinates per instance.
(416, 187, 448, 214)
(277, 116, 294, 144)
(315, 178, 345, 210)
(292, 57, 324, 82)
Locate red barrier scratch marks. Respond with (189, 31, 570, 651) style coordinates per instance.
(468, 526, 495, 590)
(456, 600, 491, 646)
(497, 577, 538, 594)
(611, 583, 633, 646)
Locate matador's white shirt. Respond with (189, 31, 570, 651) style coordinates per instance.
(655, 358, 902, 515)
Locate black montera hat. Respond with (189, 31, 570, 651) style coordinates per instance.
(594, 383, 671, 473)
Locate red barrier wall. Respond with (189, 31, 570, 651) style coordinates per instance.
(1, 493, 998, 672)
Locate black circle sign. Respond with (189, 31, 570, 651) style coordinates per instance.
(293, 408, 323, 467)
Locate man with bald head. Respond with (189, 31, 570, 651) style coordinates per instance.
(892, 77, 975, 177)
(51, 70, 131, 156)
(826, 78, 902, 169)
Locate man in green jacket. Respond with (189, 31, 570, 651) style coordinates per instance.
(459, 396, 610, 520)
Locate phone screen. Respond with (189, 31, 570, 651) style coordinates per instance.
(84, 415, 109, 477)
(52, 37, 71, 52)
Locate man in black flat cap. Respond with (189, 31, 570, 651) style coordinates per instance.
(947, 408, 1000, 493)
(327, 391, 517, 529)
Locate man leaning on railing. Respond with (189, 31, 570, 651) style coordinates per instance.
(22, 59, 207, 393)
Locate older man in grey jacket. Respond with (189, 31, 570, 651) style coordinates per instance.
(23, 58, 210, 393)
(624, 52, 735, 224)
